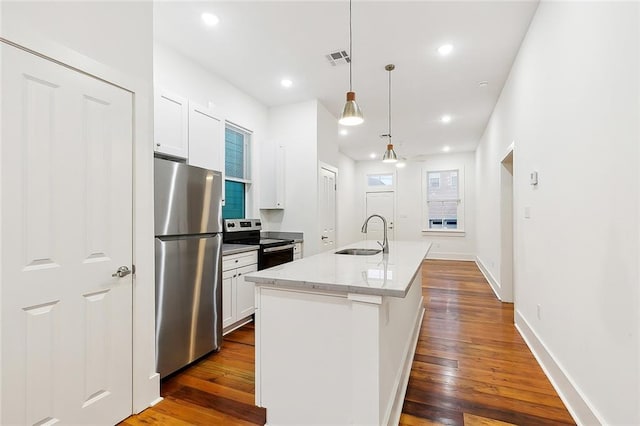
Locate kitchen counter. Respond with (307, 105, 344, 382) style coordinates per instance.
(245, 240, 430, 297)
(221, 243, 259, 256)
(245, 240, 430, 426)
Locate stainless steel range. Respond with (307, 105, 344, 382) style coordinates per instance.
(223, 219, 294, 270)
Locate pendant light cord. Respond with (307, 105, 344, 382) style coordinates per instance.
(349, 0, 353, 92)
(388, 67, 392, 139)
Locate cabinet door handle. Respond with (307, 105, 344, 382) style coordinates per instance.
(235, 259, 239, 263)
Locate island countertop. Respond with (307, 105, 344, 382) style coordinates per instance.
(244, 240, 431, 297)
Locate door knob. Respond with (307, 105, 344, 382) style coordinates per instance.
(112, 266, 132, 278)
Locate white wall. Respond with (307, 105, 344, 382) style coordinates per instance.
(317, 102, 339, 168)
(475, 2, 639, 424)
(1, 0, 158, 416)
(153, 42, 269, 217)
(336, 153, 360, 247)
(2, 1, 151, 83)
(261, 99, 347, 256)
(261, 100, 320, 253)
(354, 152, 476, 260)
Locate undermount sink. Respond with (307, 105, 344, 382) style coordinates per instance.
(335, 248, 382, 256)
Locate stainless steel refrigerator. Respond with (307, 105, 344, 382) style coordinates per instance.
(154, 158, 223, 378)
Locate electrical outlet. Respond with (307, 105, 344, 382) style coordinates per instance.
(524, 206, 531, 219)
(537, 304, 542, 320)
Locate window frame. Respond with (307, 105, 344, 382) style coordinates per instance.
(222, 122, 252, 219)
(224, 122, 252, 184)
(422, 167, 465, 235)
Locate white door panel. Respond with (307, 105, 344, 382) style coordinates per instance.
(2, 43, 133, 425)
(365, 191, 395, 241)
(319, 168, 336, 251)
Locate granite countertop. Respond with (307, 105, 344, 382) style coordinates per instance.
(222, 243, 259, 256)
(244, 240, 431, 297)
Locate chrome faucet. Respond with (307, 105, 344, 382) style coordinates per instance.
(361, 214, 389, 253)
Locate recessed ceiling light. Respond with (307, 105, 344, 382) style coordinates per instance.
(339, 129, 348, 136)
(479, 81, 489, 87)
(438, 44, 454, 56)
(370, 153, 377, 159)
(440, 115, 452, 124)
(281, 79, 293, 88)
(442, 146, 451, 152)
(201, 13, 219, 27)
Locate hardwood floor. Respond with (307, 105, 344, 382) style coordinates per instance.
(120, 260, 575, 426)
(399, 260, 574, 426)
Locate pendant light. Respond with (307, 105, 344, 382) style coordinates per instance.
(382, 64, 398, 163)
(339, 0, 363, 126)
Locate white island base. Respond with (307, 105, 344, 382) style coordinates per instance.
(251, 243, 428, 425)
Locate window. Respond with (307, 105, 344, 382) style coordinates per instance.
(429, 173, 441, 189)
(222, 124, 251, 219)
(424, 169, 464, 232)
(367, 173, 394, 188)
(223, 181, 245, 219)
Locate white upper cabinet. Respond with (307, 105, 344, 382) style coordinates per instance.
(260, 144, 285, 209)
(188, 102, 224, 171)
(187, 102, 225, 204)
(154, 89, 188, 159)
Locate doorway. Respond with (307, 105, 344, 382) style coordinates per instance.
(319, 166, 337, 252)
(1, 42, 134, 425)
(365, 191, 395, 241)
(500, 149, 514, 303)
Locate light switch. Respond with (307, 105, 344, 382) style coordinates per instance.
(530, 171, 538, 186)
(524, 206, 531, 219)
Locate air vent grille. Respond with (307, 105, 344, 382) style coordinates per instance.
(326, 50, 350, 66)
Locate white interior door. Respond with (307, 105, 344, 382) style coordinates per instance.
(365, 191, 395, 241)
(1, 43, 133, 425)
(319, 167, 336, 251)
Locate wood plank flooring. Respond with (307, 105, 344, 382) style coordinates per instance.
(120, 260, 575, 426)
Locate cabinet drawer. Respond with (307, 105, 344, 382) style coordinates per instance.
(223, 250, 257, 271)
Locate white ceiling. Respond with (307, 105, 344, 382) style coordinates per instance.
(154, 1, 538, 161)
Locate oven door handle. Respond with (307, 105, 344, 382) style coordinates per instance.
(263, 244, 295, 253)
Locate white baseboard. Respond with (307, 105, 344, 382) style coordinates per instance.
(515, 311, 603, 426)
(475, 256, 501, 301)
(148, 396, 164, 407)
(426, 252, 475, 261)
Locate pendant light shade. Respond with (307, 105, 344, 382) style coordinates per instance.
(382, 144, 398, 163)
(339, 0, 363, 126)
(340, 92, 364, 126)
(381, 64, 398, 163)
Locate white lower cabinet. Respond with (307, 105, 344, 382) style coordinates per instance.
(222, 250, 258, 333)
(293, 242, 303, 260)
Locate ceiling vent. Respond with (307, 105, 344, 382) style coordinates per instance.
(326, 50, 350, 66)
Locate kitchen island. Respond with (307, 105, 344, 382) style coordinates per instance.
(245, 240, 431, 426)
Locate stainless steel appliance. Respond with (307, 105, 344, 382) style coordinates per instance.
(223, 219, 294, 270)
(154, 158, 223, 378)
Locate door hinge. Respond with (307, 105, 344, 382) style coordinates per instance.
(132, 264, 136, 274)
